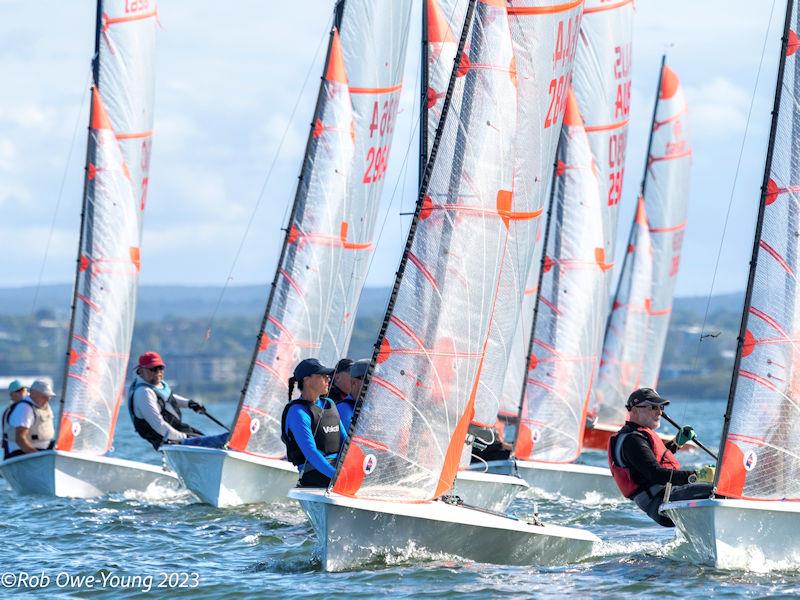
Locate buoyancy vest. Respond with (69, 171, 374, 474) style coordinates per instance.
(280, 398, 341, 468)
(128, 380, 199, 450)
(608, 425, 681, 498)
(2, 398, 55, 456)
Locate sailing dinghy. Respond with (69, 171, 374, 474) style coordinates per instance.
(291, 0, 599, 571)
(480, 0, 633, 500)
(661, 0, 800, 568)
(0, 0, 178, 498)
(584, 57, 692, 452)
(162, 0, 415, 507)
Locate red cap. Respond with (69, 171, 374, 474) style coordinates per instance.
(138, 351, 165, 369)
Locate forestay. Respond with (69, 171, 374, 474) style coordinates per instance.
(228, 2, 413, 458)
(492, 0, 584, 432)
(333, 0, 518, 501)
(515, 90, 607, 463)
(56, 1, 157, 454)
(595, 63, 692, 425)
(717, 4, 800, 500)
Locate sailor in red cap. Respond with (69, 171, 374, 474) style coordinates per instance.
(128, 352, 206, 450)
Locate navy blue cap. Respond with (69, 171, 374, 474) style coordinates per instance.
(349, 359, 371, 379)
(293, 358, 334, 381)
(626, 387, 669, 410)
(335, 358, 354, 374)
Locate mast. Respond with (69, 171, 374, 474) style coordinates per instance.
(715, 0, 795, 482)
(333, 0, 478, 479)
(420, 0, 429, 190)
(230, 19, 345, 433)
(56, 0, 104, 434)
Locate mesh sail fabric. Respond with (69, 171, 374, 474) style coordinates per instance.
(572, 0, 633, 277)
(717, 11, 800, 500)
(594, 199, 653, 424)
(426, 0, 470, 159)
(595, 64, 692, 425)
(56, 2, 157, 455)
(516, 90, 607, 463)
(228, 32, 356, 457)
(230, 2, 413, 457)
(333, 2, 518, 501)
(493, 0, 585, 429)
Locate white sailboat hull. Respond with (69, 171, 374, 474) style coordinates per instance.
(452, 470, 528, 512)
(661, 498, 800, 569)
(0, 450, 179, 498)
(290, 488, 599, 571)
(161, 445, 298, 507)
(481, 458, 618, 500)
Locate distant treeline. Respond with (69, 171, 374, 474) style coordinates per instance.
(0, 285, 743, 400)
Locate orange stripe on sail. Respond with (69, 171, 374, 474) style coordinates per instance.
(103, 9, 158, 29)
(115, 130, 153, 140)
(585, 118, 629, 133)
(349, 83, 403, 95)
(508, 0, 583, 15)
(649, 221, 686, 234)
(583, 0, 633, 14)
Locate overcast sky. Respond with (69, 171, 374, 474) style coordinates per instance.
(0, 1, 787, 302)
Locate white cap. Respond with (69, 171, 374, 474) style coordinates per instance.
(30, 380, 56, 398)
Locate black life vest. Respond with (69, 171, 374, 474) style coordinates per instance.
(280, 397, 341, 467)
(128, 380, 202, 450)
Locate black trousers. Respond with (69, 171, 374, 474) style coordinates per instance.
(636, 483, 715, 527)
(298, 468, 332, 488)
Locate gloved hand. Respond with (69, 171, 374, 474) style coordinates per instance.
(188, 400, 205, 414)
(675, 425, 696, 447)
(696, 464, 716, 483)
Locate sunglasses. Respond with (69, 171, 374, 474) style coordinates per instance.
(146, 366, 165, 372)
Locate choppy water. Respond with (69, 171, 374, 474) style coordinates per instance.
(1, 397, 799, 599)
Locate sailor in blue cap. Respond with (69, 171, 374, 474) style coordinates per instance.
(280, 358, 347, 487)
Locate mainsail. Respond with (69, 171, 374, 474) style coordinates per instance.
(716, 3, 800, 500)
(492, 0, 584, 430)
(570, 0, 634, 425)
(332, 0, 522, 501)
(56, 1, 157, 454)
(228, 1, 413, 457)
(595, 61, 692, 425)
(515, 90, 607, 462)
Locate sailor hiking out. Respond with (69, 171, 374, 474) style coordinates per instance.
(3, 380, 56, 460)
(128, 352, 207, 450)
(608, 388, 715, 526)
(280, 358, 347, 488)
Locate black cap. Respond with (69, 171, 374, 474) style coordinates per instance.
(334, 358, 354, 374)
(349, 359, 371, 379)
(293, 358, 335, 381)
(626, 387, 669, 410)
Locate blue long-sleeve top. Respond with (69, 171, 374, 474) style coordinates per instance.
(335, 396, 355, 432)
(284, 397, 347, 478)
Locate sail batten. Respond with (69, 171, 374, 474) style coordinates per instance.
(716, 1, 800, 501)
(56, 0, 157, 455)
(228, 1, 413, 457)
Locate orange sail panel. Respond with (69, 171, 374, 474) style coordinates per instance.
(515, 88, 606, 463)
(594, 62, 692, 427)
(57, 2, 157, 454)
(716, 7, 800, 500)
(229, 2, 414, 457)
(333, 2, 519, 501)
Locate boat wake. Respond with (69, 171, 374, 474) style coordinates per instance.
(119, 480, 191, 505)
(669, 529, 800, 573)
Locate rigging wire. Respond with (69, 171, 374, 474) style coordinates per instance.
(199, 15, 332, 347)
(682, 0, 777, 426)
(30, 70, 92, 316)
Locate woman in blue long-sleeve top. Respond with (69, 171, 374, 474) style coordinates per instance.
(280, 358, 347, 488)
